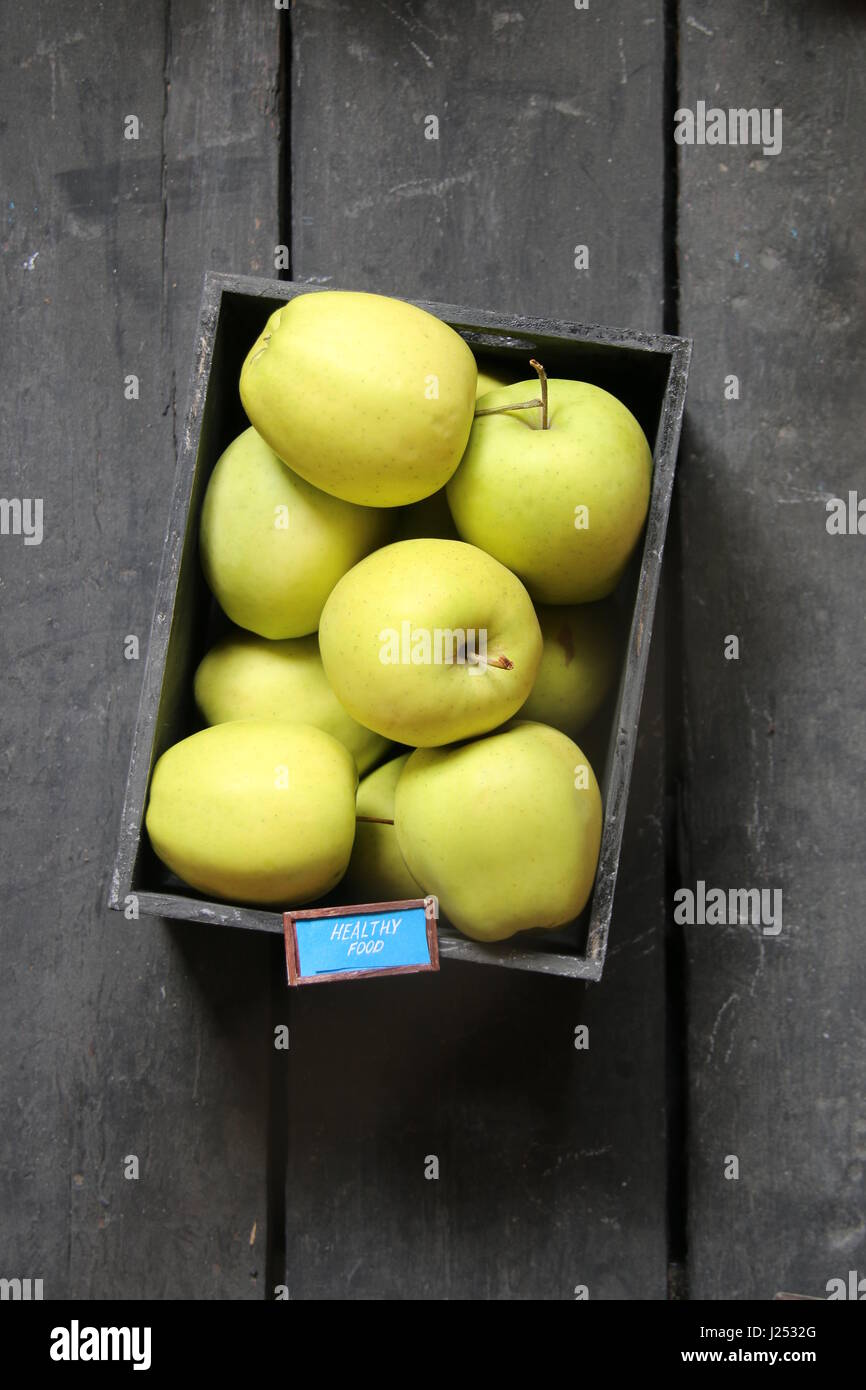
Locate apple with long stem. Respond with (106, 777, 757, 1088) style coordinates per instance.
(448, 361, 653, 604)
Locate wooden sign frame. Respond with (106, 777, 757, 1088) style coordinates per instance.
(283, 897, 440, 987)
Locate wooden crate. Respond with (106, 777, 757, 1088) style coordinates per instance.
(109, 271, 690, 980)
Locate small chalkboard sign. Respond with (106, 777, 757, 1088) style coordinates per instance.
(283, 897, 440, 986)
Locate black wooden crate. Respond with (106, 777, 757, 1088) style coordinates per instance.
(109, 272, 690, 981)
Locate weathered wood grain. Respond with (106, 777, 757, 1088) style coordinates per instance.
(286, 0, 672, 1299)
(0, 1, 280, 1297)
(676, 1, 866, 1298)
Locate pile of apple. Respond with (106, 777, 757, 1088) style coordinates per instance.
(145, 291, 652, 944)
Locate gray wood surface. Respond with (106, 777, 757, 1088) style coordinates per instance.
(677, 1, 866, 1298)
(3, 0, 861, 1304)
(286, 0, 672, 1299)
(0, 0, 280, 1297)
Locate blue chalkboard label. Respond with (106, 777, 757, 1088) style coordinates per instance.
(284, 897, 439, 986)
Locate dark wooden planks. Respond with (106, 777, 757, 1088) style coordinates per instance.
(677, 2, 866, 1298)
(0, 1, 280, 1297)
(292, 0, 667, 326)
(286, 0, 672, 1299)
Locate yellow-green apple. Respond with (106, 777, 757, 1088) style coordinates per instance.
(318, 538, 542, 746)
(395, 721, 602, 941)
(448, 369, 652, 602)
(193, 629, 390, 775)
(199, 427, 389, 638)
(341, 754, 423, 903)
(520, 601, 620, 738)
(145, 720, 357, 905)
(239, 291, 477, 506)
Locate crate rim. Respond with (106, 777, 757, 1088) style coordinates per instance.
(203, 268, 694, 357)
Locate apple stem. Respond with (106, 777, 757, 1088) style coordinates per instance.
(356, 815, 395, 826)
(474, 396, 543, 418)
(529, 359, 549, 430)
(465, 650, 514, 670)
(473, 359, 550, 429)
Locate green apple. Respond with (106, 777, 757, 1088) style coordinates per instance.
(395, 721, 603, 942)
(199, 427, 389, 638)
(193, 629, 391, 775)
(239, 290, 477, 507)
(145, 720, 357, 905)
(392, 488, 459, 542)
(520, 601, 620, 738)
(448, 372, 652, 602)
(318, 539, 543, 747)
(341, 754, 423, 903)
